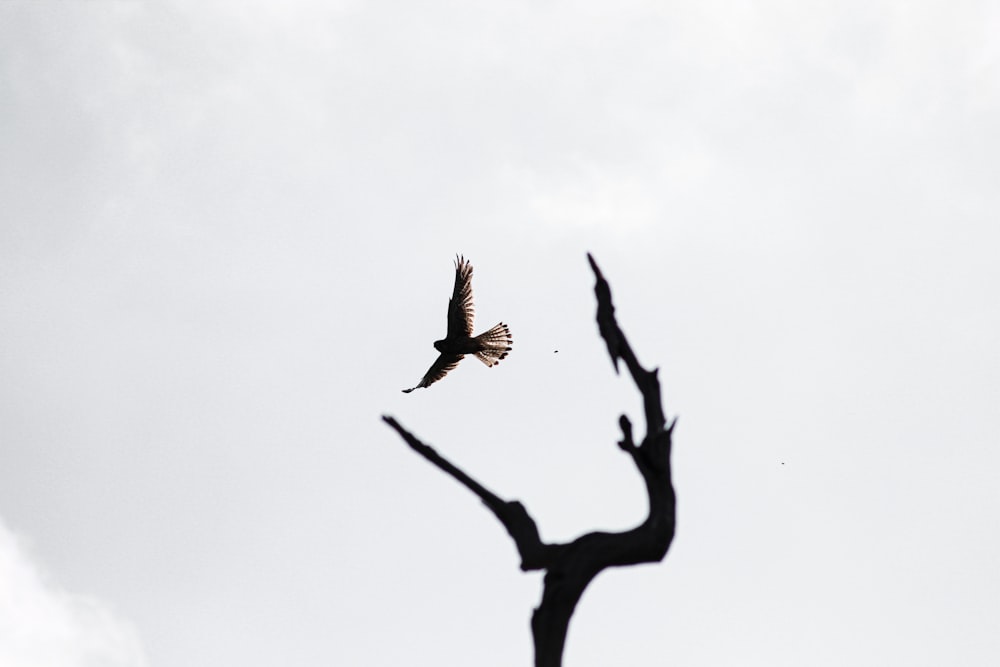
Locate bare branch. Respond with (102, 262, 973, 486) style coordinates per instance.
(381, 416, 558, 571)
(587, 252, 667, 437)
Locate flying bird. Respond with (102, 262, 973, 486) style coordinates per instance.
(402, 255, 513, 393)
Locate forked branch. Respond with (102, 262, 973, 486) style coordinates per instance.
(383, 254, 676, 667)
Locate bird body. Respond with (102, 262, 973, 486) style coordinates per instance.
(403, 256, 512, 393)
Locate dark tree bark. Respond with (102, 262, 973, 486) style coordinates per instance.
(383, 253, 677, 667)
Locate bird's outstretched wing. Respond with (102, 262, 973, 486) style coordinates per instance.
(401, 353, 464, 393)
(446, 255, 475, 338)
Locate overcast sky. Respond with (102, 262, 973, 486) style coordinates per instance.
(2, 1, 999, 666)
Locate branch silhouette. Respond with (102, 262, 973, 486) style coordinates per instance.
(383, 253, 676, 667)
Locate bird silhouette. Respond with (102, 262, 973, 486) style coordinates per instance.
(402, 255, 512, 393)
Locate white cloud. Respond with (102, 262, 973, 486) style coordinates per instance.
(0, 519, 147, 667)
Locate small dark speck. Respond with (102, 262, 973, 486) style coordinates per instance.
(554, 350, 559, 353)
(781, 462, 785, 465)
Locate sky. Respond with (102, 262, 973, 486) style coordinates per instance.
(1, 1, 998, 665)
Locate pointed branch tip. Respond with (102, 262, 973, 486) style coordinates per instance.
(587, 252, 603, 278)
(617, 414, 635, 452)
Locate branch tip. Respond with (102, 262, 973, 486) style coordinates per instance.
(617, 414, 635, 452)
(586, 252, 602, 278)
(589, 254, 623, 373)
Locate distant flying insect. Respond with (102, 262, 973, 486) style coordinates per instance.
(402, 255, 513, 393)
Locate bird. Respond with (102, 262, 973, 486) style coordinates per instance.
(402, 255, 512, 393)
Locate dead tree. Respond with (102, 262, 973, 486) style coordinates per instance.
(383, 253, 677, 667)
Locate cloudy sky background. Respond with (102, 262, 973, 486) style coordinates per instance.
(2, 1, 998, 665)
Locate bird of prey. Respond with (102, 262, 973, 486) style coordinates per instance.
(402, 255, 513, 393)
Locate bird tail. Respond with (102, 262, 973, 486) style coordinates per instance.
(473, 322, 513, 367)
